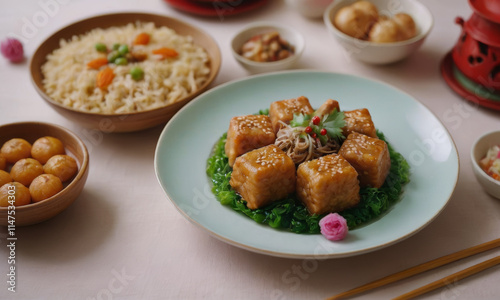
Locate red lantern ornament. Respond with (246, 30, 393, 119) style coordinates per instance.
(441, 0, 500, 110)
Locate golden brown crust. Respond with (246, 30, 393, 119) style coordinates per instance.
(225, 115, 276, 167)
(296, 154, 360, 215)
(269, 96, 314, 133)
(342, 108, 377, 138)
(230, 145, 296, 209)
(339, 132, 391, 188)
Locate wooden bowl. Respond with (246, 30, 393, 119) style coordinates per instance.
(0, 122, 89, 226)
(30, 13, 221, 132)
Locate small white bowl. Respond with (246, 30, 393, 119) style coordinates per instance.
(471, 130, 500, 199)
(323, 0, 433, 64)
(285, 0, 335, 19)
(231, 22, 305, 74)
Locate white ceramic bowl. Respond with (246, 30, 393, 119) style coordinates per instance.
(324, 0, 433, 64)
(231, 22, 305, 74)
(285, 0, 335, 18)
(471, 130, 500, 199)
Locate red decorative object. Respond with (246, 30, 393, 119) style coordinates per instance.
(163, 0, 269, 17)
(451, 0, 500, 91)
(469, 0, 500, 23)
(441, 52, 500, 111)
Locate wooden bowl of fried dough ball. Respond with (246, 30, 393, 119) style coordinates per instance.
(324, 0, 433, 64)
(0, 122, 89, 226)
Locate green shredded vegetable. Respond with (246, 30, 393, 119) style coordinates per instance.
(206, 131, 410, 233)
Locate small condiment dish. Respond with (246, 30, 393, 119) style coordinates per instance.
(231, 22, 305, 74)
(0, 122, 89, 226)
(471, 130, 500, 199)
(323, 0, 433, 64)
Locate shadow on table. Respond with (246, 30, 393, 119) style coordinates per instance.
(359, 47, 446, 84)
(15, 188, 115, 262)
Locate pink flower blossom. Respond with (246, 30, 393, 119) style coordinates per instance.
(1, 38, 24, 63)
(319, 213, 348, 241)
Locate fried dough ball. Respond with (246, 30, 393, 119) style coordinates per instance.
(393, 13, 417, 40)
(31, 136, 65, 164)
(378, 15, 389, 21)
(351, 0, 378, 18)
(0, 155, 6, 170)
(0, 182, 31, 207)
(0, 170, 12, 187)
(43, 155, 78, 182)
(29, 174, 63, 203)
(10, 158, 44, 186)
(1, 138, 32, 164)
(368, 19, 400, 43)
(334, 5, 377, 39)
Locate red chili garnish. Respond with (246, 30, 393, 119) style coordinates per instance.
(312, 116, 320, 125)
(320, 128, 327, 135)
(305, 126, 312, 133)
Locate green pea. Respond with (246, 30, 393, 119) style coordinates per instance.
(130, 67, 144, 80)
(112, 43, 120, 51)
(107, 51, 120, 63)
(114, 57, 128, 65)
(95, 43, 107, 53)
(118, 44, 129, 55)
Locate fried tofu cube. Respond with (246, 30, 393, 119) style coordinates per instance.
(269, 96, 314, 133)
(225, 115, 276, 167)
(339, 132, 391, 188)
(296, 154, 360, 215)
(315, 99, 340, 118)
(342, 108, 377, 138)
(230, 145, 296, 209)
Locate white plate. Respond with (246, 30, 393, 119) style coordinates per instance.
(154, 71, 459, 259)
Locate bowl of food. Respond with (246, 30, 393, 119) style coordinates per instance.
(230, 22, 305, 73)
(324, 0, 433, 64)
(0, 122, 89, 226)
(30, 13, 221, 132)
(471, 130, 500, 199)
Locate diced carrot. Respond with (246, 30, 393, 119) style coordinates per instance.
(87, 57, 109, 69)
(152, 47, 178, 59)
(133, 33, 150, 45)
(492, 173, 500, 181)
(96, 67, 115, 90)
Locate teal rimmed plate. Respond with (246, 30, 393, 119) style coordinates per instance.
(154, 71, 459, 259)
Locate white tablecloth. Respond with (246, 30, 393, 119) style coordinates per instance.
(1, 0, 500, 299)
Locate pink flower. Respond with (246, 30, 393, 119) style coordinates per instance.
(1, 38, 24, 63)
(319, 213, 348, 241)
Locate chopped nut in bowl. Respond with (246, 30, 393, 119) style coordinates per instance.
(231, 22, 305, 74)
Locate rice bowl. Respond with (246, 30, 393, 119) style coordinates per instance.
(42, 22, 210, 114)
(30, 13, 221, 132)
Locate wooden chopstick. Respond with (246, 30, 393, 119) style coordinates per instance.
(392, 255, 500, 300)
(326, 238, 500, 300)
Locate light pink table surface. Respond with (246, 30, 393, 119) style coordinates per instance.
(1, 0, 499, 299)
